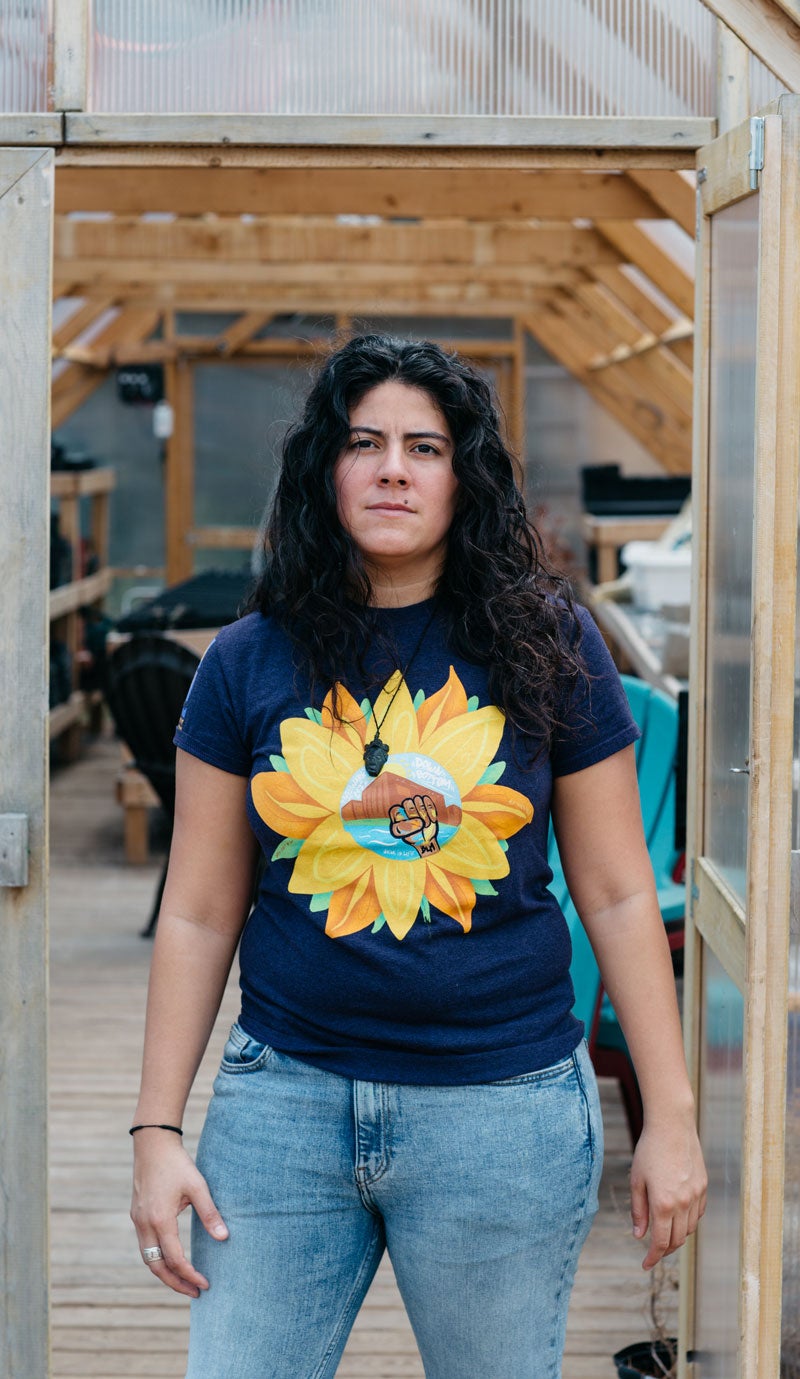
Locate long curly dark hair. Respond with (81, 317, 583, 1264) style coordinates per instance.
(246, 333, 587, 748)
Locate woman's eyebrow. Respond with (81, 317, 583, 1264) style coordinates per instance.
(350, 425, 451, 444)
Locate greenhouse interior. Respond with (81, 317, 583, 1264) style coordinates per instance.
(2, 3, 800, 1377)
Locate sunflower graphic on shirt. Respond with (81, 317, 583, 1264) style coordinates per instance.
(251, 667, 532, 940)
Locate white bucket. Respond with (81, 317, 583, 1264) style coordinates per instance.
(620, 541, 691, 612)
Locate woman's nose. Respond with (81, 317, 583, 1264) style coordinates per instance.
(376, 443, 409, 484)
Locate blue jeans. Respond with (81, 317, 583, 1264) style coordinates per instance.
(186, 1026, 603, 1379)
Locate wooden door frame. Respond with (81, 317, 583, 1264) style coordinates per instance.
(681, 94, 800, 1379)
(0, 147, 54, 1379)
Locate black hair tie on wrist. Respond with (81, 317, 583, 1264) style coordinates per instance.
(129, 1123, 183, 1137)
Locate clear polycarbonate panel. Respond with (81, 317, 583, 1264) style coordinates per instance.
(89, 0, 717, 116)
(750, 52, 791, 114)
(786, 585, 800, 1379)
(703, 195, 759, 903)
(0, 0, 50, 111)
(192, 361, 309, 569)
(694, 950, 744, 1379)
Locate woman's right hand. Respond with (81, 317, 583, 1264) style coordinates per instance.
(130, 1129, 229, 1297)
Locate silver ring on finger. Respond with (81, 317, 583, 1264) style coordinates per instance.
(142, 1245, 163, 1265)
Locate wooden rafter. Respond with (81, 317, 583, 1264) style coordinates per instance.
(594, 221, 696, 319)
(54, 166, 669, 220)
(698, 0, 800, 89)
(52, 298, 117, 350)
(52, 307, 161, 427)
(625, 171, 696, 236)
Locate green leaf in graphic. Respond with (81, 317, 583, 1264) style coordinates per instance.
(309, 891, 333, 913)
(269, 754, 290, 773)
(305, 707, 323, 724)
(421, 896, 432, 923)
(471, 879, 498, 896)
(476, 760, 506, 786)
(413, 688, 425, 710)
(271, 836, 303, 862)
(466, 695, 480, 712)
(371, 913, 387, 933)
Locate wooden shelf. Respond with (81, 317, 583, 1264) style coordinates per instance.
(49, 467, 115, 750)
(50, 466, 115, 499)
(49, 569, 113, 621)
(48, 691, 86, 740)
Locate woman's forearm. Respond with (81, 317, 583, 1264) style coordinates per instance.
(583, 891, 695, 1125)
(133, 911, 242, 1126)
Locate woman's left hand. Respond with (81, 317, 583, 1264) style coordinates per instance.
(630, 1114, 708, 1270)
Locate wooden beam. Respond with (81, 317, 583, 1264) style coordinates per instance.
(0, 147, 53, 1379)
(52, 307, 161, 427)
(216, 313, 275, 356)
(626, 170, 696, 236)
(0, 116, 63, 145)
(594, 221, 696, 318)
(52, 0, 89, 111)
(587, 321, 694, 370)
(717, 19, 753, 133)
(698, 0, 800, 89)
(53, 217, 621, 270)
(63, 113, 716, 150)
(52, 297, 116, 349)
(54, 167, 671, 219)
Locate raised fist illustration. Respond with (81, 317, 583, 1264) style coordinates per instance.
(389, 795, 440, 856)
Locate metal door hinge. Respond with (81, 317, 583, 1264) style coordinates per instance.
(0, 814, 29, 887)
(749, 117, 765, 190)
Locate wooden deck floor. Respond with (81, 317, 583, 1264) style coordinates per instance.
(49, 731, 677, 1379)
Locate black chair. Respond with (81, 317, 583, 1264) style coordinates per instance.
(104, 635, 200, 936)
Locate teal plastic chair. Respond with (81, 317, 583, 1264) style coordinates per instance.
(547, 676, 684, 1138)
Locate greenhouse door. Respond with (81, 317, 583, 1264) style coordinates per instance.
(682, 97, 800, 1379)
(0, 147, 54, 1377)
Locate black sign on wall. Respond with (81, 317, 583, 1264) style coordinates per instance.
(116, 364, 164, 405)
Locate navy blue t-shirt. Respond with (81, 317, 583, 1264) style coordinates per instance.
(174, 599, 639, 1084)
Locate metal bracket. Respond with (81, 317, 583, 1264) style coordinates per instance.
(0, 814, 29, 887)
(749, 116, 765, 191)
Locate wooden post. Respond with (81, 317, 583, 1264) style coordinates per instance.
(0, 148, 54, 1379)
(52, 0, 90, 112)
(716, 20, 751, 135)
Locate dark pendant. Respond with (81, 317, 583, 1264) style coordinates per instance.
(364, 734, 390, 777)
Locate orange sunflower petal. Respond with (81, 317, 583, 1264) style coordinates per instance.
(321, 682, 368, 750)
(416, 666, 468, 741)
(251, 771, 327, 839)
(462, 784, 533, 840)
(425, 865, 475, 933)
(324, 870, 381, 938)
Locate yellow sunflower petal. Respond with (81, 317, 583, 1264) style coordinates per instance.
(420, 706, 505, 795)
(251, 771, 328, 839)
(371, 852, 426, 940)
(436, 810, 510, 880)
(281, 718, 362, 810)
(416, 666, 468, 742)
(324, 870, 381, 938)
(288, 813, 371, 895)
(426, 865, 475, 933)
(321, 683, 368, 750)
(462, 783, 533, 840)
(371, 672, 419, 755)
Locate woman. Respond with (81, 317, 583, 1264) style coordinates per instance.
(131, 334, 706, 1379)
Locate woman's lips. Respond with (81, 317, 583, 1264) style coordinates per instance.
(367, 503, 413, 513)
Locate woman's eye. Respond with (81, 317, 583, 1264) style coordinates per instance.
(351, 437, 375, 450)
(414, 444, 438, 455)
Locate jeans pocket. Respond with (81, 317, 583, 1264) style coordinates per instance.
(219, 1020, 274, 1074)
(487, 1051, 577, 1087)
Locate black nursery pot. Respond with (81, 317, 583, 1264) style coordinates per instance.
(613, 1339, 678, 1378)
